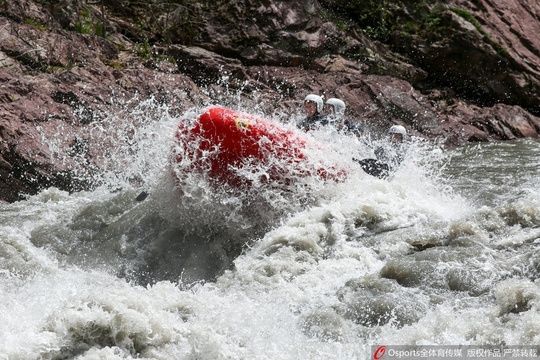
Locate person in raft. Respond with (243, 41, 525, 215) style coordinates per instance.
(325, 98, 363, 137)
(297, 94, 328, 131)
(354, 124, 408, 179)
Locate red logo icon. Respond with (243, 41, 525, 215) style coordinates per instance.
(374, 346, 387, 360)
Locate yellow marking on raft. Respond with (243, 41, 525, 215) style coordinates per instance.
(234, 117, 249, 129)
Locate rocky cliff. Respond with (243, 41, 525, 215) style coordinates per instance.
(1, 0, 539, 202)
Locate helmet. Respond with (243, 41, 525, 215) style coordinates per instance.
(388, 125, 407, 137)
(304, 94, 324, 113)
(326, 98, 346, 117)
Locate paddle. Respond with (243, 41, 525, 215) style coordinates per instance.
(135, 191, 149, 201)
(352, 158, 390, 179)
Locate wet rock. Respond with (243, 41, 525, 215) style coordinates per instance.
(168, 45, 248, 85)
(380, 246, 498, 296)
(336, 275, 427, 327)
(447, 0, 540, 113)
(299, 308, 346, 341)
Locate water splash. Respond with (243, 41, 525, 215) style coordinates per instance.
(5, 78, 539, 358)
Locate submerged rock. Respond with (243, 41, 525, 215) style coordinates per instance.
(336, 275, 427, 327)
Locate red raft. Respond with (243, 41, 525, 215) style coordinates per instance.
(172, 106, 345, 188)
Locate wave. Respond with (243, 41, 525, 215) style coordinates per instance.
(2, 101, 539, 358)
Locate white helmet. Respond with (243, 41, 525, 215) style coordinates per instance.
(388, 125, 407, 137)
(326, 98, 346, 117)
(304, 94, 324, 113)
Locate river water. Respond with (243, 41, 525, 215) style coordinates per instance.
(1, 102, 539, 359)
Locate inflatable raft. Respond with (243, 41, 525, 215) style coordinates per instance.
(172, 106, 345, 188)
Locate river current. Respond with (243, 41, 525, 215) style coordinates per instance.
(1, 102, 539, 359)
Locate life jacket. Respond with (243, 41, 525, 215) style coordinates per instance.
(298, 113, 328, 131)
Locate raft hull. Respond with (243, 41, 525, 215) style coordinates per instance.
(172, 106, 344, 188)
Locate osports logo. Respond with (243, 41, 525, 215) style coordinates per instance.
(374, 346, 387, 360)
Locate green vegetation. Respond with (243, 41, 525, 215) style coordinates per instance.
(327, 0, 442, 42)
(46, 62, 76, 74)
(450, 7, 507, 56)
(451, 7, 481, 29)
(105, 60, 123, 69)
(324, 1, 507, 57)
(334, 19, 351, 32)
(24, 18, 50, 31)
(348, 0, 398, 41)
(73, 3, 106, 37)
(133, 38, 152, 59)
(132, 38, 176, 64)
(74, 22, 93, 35)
